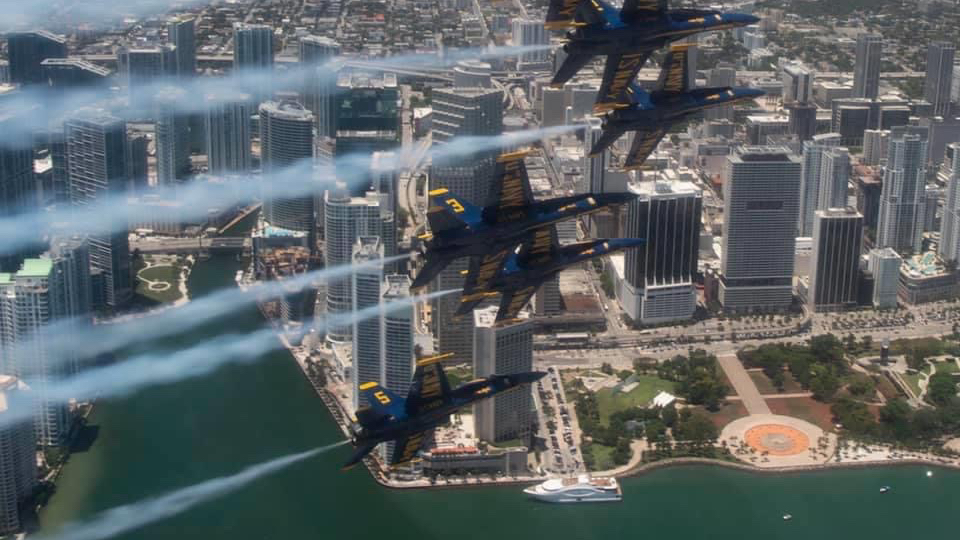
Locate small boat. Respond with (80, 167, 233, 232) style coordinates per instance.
(926, 470, 934, 478)
(782, 514, 793, 521)
(880, 486, 891, 493)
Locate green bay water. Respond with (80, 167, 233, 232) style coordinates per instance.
(41, 255, 960, 540)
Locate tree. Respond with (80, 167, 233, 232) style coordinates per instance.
(809, 365, 840, 402)
(600, 362, 614, 376)
(661, 405, 678, 428)
(673, 410, 719, 445)
(860, 335, 873, 351)
(927, 373, 959, 406)
(612, 437, 631, 466)
(848, 377, 875, 399)
(809, 334, 844, 365)
(831, 398, 877, 435)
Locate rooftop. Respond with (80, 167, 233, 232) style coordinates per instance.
(18, 258, 53, 278)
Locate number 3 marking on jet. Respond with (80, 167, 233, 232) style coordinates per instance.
(446, 199, 465, 213)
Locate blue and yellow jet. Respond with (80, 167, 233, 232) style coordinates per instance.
(456, 225, 645, 323)
(411, 150, 635, 289)
(343, 353, 547, 469)
(545, 0, 759, 112)
(589, 45, 765, 170)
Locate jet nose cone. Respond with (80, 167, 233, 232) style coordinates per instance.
(732, 13, 761, 26)
(596, 192, 638, 206)
(608, 238, 646, 251)
(737, 88, 766, 100)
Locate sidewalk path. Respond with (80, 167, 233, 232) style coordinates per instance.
(717, 351, 771, 415)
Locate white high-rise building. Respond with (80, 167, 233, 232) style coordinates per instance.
(720, 147, 801, 312)
(818, 148, 851, 211)
(584, 117, 607, 195)
(863, 129, 890, 166)
(155, 87, 191, 186)
(380, 274, 414, 462)
(233, 23, 273, 100)
(260, 101, 315, 232)
(324, 190, 383, 342)
(205, 93, 253, 174)
(473, 307, 533, 444)
(351, 237, 383, 411)
(0, 260, 69, 445)
(167, 16, 196, 77)
(869, 248, 901, 309)
(798, 133, 842, 237)
(877, 128, 929, 254)
(808, 209, 862, 312)
(938, 143, 960, 263)
(782, 62, 813, 105)
(298, 35, 340, 138)
(512, 19, 548, 69)
(0, 376, 36, 535)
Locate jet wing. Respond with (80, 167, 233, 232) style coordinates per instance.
(406, 354, 454, 416)
(593, 50, 652, 112)
(656, 44, 692, 95)
(545, 0, 584, 29)
(588, 124, 626, 157)
(620, 0, 667, 23)
(623, 128, 667, 170)
(389, 430, 428, 466)
(550, 52, 594, 87)
(495, 285, 538, 323)
(357, 382, 406, 420)
(517, 225, 558, 266)
(455, 248, 512, 318)
(486, 151, 534, 226)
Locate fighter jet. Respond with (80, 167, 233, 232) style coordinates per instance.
(589, 45, 765, 170)
(343, 353, 546, 469)
(455, 225, 645, 323)
(410, 150, 635, 289)
(545, 0, 759, 112)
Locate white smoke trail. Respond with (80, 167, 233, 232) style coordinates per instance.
(12, 255, 406, 375)
(1, 289, 459, 431)
(0, 0, 211, 32)
(0, 125, 582, 256)
(37, 442, 349, 540)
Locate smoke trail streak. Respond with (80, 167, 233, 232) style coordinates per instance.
(37, 442, 349, 540)
(12, 255, 406, 375)
(0, 43, 554, 147)
(1, 0, 211, 32)
(0, 124, 582, 256)
(1, 289, 459, 431)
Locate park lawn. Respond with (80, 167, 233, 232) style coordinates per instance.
(935, 361, 959, 375)
(874, 373, 902, 400)
(902, 372, 924, 397)
(766, 397, 836, 432)
(748, 371, 778, 395)
(689, 401, 749, 429)
(136, 264, 184, 304)
(595, 376, 676, 425)
(585, 443, 616, 471)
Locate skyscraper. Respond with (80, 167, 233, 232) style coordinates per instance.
(706, 64, 736, 121)
(167, 16, 196, 77)
(205, 93, 254, 174)
(233, 23, 274, 100)
(0, 109, 37, 224)
(298, 36, 340, 138)
(334, 71, 401, 194)
(868, 247, 901, 309)
(798, 133, 842, 237)
(259, 101, 315, 232)
(39, 58, 109, 88)
(863, 129, 890, 166)
(622, 181, 701, 324)
(474, 307, 534, 444)
(352, 237, 383, 411)
(428, 86, 503, 364)
(808, 209, 863, 312)
(584, 117, 607, 194)
(64, 111, 132, 310)
(46, 236, 93, 330)
(782, 63, 813, 105)
(877, 127, 929, 254)
(379, 273, 414, 461)
(155, 88, 192, 186)
(818, 147, 851, 212)
(0, 376, 36, 536)
(6, 31, 67, 85)
(924, 42, 956, 118)
(853, 33, 882, 100)
(720, 147, 801, 312)
(324, 190, 383, 342)
(512, 19, 549, 69)
(118, 45, 176, 91)
(938, 142, 960, 263)
(0, 259, 69, 445)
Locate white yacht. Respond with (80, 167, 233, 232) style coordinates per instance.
(523, 474, 622, 503)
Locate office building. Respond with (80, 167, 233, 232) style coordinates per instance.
(429, 86, 503, 364)
(39, 58, 109, 88)
(720, 147, 801, 312)
(6, 31, 67, 85)
(473, 307, 534, 443)
(787, 103, 817, 142)
(808, 209, 863, 312)
(0, 260, 69, 445)
(205, 93, 254, 174)
(877, 128, 929, 254)
(118, 45, 176, 91)
(155, 88, 192, 186)
(863, 129, 890, 166)
(584, 117, 606, 194)
(453, 60, 492, 88)
(0, 109, 37, 226)
(869, 247, 901, 308)
(233, 23, 273, 99)
(352, 237, 383, 411)
(298, 36, 340, 137)
(782, 63, 813, 105)
(0, 376, 36, 535)
(167, 16, 196, 77)
(512, 19, 549, 69)
(259, 101, 315, 232)
(924, 42, 955, 118)
(818, 147, 851, 211)
(706, 65, 736, 121)
(541, 87, 565, 128)
(853, 34, 882, 100)
(798, 133, 842, 236)
(379, 273, 414, 461)
(64, 111, 132, 310)
(621, 181, 701, 324)
(126, 132, 149, 191)
(46, 236, 93, 329)
(324, 190, 384, 342)
(334, 71, 401, 194)
(939, 142, 960, 263)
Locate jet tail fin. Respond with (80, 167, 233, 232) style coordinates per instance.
(426, 188, 483, 235)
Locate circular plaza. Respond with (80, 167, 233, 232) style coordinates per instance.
(720, 414, 836, 467)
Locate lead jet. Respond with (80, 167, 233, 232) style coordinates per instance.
(343, 353, 546, 469)
(589, 45, 765, 170)
(456, 225, 645, 323)
(545, 0, 759, 112)
(411, 150, 635, 289)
